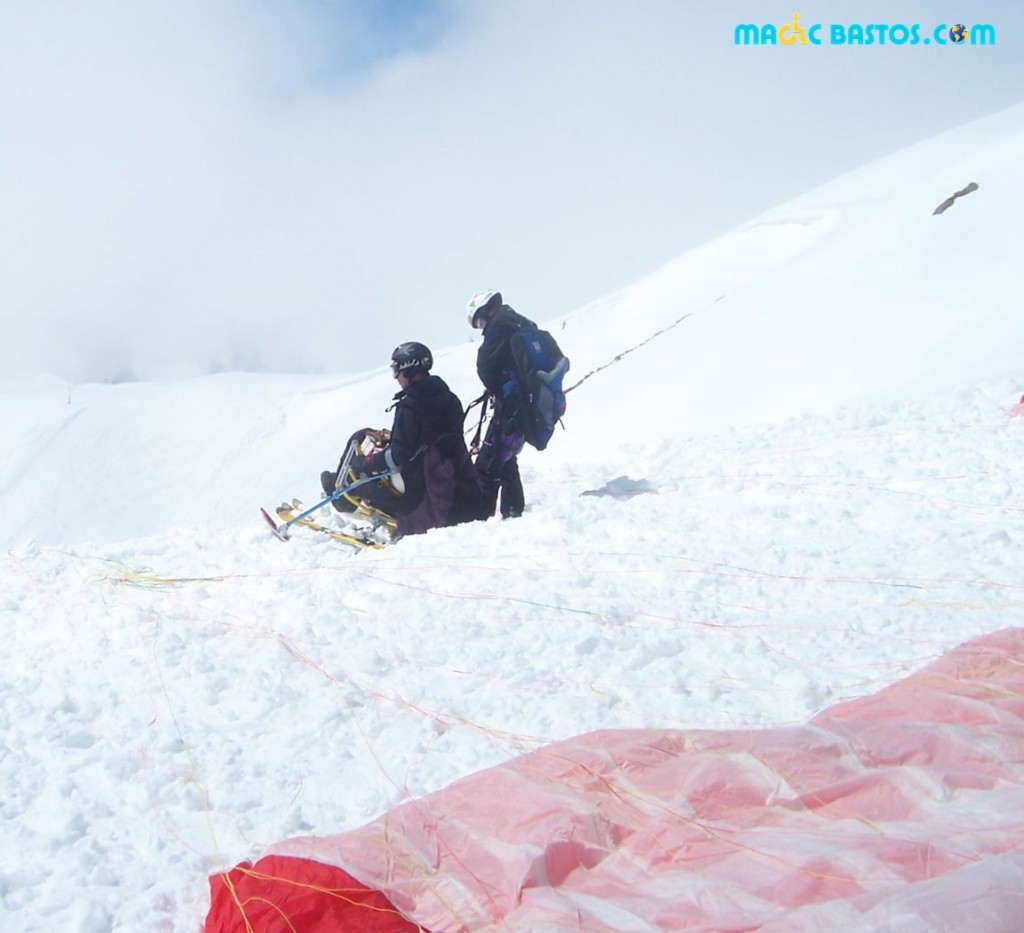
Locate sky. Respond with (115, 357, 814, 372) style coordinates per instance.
(2, 0, 1024, 384)
(1, 100, 1023, 930)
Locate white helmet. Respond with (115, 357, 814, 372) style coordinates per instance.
(466, 290, 502, 329)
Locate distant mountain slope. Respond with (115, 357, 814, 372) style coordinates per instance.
(554, 102, 1024, 450)
(1, 104, 1021, 547)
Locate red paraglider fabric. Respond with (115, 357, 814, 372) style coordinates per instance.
(206, 628, 1024, 932)
(205, 854, 420, 932)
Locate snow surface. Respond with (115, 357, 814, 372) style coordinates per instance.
(1, 103, 1023, 931)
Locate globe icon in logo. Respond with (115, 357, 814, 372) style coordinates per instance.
(949, 23, 969, 43)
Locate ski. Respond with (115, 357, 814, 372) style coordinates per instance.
(278, 500, 387, 549)
(261, 431, 399, 546)
(263, 500, 391, 549)
(260, 506, 291, 542)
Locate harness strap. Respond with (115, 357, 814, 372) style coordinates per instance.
(464, 392, 492, 455)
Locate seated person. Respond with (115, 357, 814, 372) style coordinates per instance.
(320, 341, 483, 536)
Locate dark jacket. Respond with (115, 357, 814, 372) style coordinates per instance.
(476, 305, 537, 395)
(476, 305, 537, 438)
(367, 374, 482, 535)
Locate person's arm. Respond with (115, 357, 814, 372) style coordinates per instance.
(364, 399, 419, 473)
(477, 316, 519, 391)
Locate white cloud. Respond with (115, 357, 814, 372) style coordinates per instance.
(2, 0, 1022, 382)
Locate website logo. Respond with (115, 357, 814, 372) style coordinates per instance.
(734, 14, 996, 46)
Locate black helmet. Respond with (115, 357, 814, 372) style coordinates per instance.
(390, 341, 433, 377)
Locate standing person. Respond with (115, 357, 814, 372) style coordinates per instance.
(466, 290, 534, 519)
(320, 341, 482, 535)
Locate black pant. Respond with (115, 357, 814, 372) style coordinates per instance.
(475, 418, 525, 519)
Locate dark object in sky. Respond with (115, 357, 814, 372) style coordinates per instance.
(933, 181, 979, 215)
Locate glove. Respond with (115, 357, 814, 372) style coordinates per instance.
(352, 452, 378, 475)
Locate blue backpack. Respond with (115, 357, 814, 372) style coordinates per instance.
(507, 327, 570, 451)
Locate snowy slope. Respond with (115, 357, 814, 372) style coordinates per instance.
(554, 101, 1024, 449)
(0, 105, 1023, 931)
(4, 105, 1023, 548)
